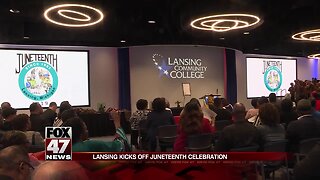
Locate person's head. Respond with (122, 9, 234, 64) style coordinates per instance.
(258, 96, 269, 107)
(180, 102, 203, 135)
(58, 101, 72, 119)
(29, 103, 43, 115)
(232, 103, 246, 120)
(1, 102, 11, 110)
(297, 99, 312, 116)
(61, 109, 77, 123)
(0, 131, 30, 149)
(189, 98, 201, 107)
(0, 146, 32, 180)
(281, 99, 294, 112)
(63, 117, 88, 143)
(269, 93, 277, 103)
(284, 93, 291, 100)
(221, 98, 228, 107)
(290, 83, 294, 87)
(32, 161, 88, 180)
(136, 99, 148, 110)
(259, 103, 280, 127)
(251, 98, 258, 109)
(214, 98, 222, 108)
(49, 102, 58, 112)
(11, 114, 31, 132)
(151, 98, 166, 112)
(1, 107, 17, 121)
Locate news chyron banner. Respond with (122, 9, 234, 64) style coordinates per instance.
(45, 127, 72, 160)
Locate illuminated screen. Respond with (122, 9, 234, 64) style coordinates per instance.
(246, 57, 296, 98)
(0, 49, 90, 109)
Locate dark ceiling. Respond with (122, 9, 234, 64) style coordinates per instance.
(0, 0, 320, 57)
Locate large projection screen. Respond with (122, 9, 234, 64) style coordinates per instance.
(0, 49, 90, 109)
(246, 57, 297, 98)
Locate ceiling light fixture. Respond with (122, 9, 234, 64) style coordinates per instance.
(292, 29, 320, 42)
(307, 53, 320, 59)
(244, 32, 250, 35)
(23, 36, 30, 39)
(120, 40, 126, 43)
(44, 4, 104, 27)
(190, 14, 261, 32)
(219, 37, 225, 40)
(9, 9, 20, 13)
(148, 20, 156, 24)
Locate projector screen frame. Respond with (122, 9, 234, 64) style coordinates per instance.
(0, 47, 91, 110)
(245, 56, 297, 99)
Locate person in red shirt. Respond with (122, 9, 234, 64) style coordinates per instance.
(174, 101, 214, 152)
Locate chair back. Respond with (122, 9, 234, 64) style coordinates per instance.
(299, 138, 320, 154)
(187, 133, 213, 151)
(158, 125, 177, 143)
(264, 140, 287, 152)
(214, 120, 231, 131)
(230, 145, 259, 152)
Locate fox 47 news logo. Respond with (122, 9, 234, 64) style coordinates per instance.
(45, 127, 72, 160)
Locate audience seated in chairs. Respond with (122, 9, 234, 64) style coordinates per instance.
(0, 107, 17, 131)
(215, 103, 262, 151)
(250, 96, 269, 126)
(286, 99, 320, 153)
(257, 103, 285, 147)
(63, 114, 129, 152)
(146, 98, 174, 151)
(11, 114, 44, 148)
(41, 102, 57, 126)
(53, 101, 72, 127)
(29, 103, 48, 138)
(280, 99, 298, 129)
(129, 99, 150, 149)
(0, 145, 33, 180)
(174, 101, 213, 151)
(211, 98, 232, 122)
(245, 98, 259, 120)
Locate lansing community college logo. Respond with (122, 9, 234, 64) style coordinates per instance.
(16, 53, 58, 101)
(152, 54, 207, 79)
(263, 61, 283, 92)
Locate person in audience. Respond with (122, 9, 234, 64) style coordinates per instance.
(174, 102, 213, 151)
(286, 99, 320, 152)
(288, 82, 295, 101)
(280, 99, 298, 128)
(257, 103, 285, 146)
(214, 103, 262, 151)
(58, 101, 72, 119)
(213, 98, 232, 121)
(29, 103, 47, 137)
(164, 98, 172, 113)
(0, 102, 11, 110)
(11, 114, 44, 147)
(0, 131, 30, 149)
(311, 91, 320, 111)
(54, 108, 77, 127)
(221, 98, 233, 113)
(32, 161, 88, 180)
(294, 142, 320, 179)
(0, 107, 17, 131)
(0, 146, 33, 180)
(63, 114, 129, 152)
(251, 96, 269, 126)
(189, 98, 216, 124)
(311, 98, 320, 120)
(269, 93, 281, 111)
(245, 98, 259, 120)
(147, 97, 174, 151)
(129, 99, 150, 148)
(42, 102, 57, 125)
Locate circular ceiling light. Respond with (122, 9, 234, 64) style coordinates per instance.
(292, 29, 320, 42)
(308, 53, 320, 59)
(44, 4, 104, 27)
(190, 14, 261, 32)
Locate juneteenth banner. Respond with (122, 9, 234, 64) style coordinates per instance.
(38, 152, 291, 162)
